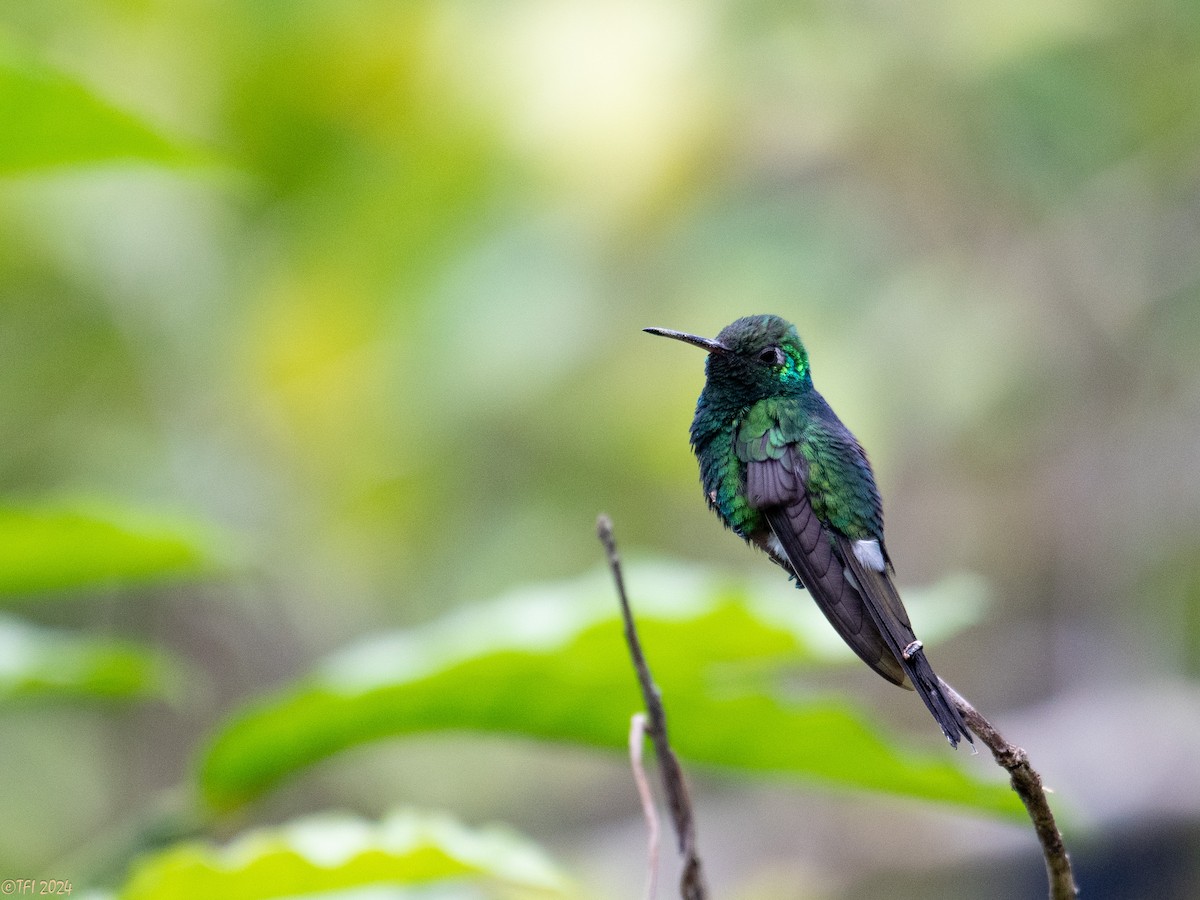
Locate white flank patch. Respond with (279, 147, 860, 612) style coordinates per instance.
(853, 538, 885, 571)
(767, 533, 786, 560)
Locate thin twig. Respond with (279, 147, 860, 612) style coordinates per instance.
(597, 515, 1071, 897)
(598, 514, 707, 900)
(629, 713, 661, 900)
(940, 679, 1079, 899)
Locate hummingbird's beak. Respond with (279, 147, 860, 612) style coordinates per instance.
(643, 327, 729, 354)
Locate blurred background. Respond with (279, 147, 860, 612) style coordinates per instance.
(1, 0, 1199, 897)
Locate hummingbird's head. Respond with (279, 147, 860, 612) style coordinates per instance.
(645, 314, 811, 400)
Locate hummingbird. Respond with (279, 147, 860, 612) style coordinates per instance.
(645, 314, 971, 747)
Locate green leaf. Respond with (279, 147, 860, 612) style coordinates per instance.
(199, 562, 1021, 819)
(0, 502, 225, 599)
(0, 33, 207, 174)
(0, 614, 179, 701)
(118, 809, 574, 900)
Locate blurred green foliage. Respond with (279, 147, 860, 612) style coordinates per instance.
(1, 0, 1199, 897)
(199, 563, 1016, 816)
(0, 504, 220, 598)
(0, 35, 203, 174)
(0, 614, 177, 701)
(117, 810, 574, 900)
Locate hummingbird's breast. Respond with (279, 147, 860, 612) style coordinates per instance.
(691, 410, 763, 541)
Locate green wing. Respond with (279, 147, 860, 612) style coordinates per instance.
(733, 397, 906, 685)
(736, 397, 884, 543)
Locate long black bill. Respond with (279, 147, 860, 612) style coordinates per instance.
(643, 327, 729, 354)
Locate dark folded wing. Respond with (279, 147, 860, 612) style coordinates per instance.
(748, 452, 907, 686)
(748, 447, 971, 745)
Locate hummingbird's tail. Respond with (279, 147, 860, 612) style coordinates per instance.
(837, 541, 973, 748)
(895, 641, 972, 748)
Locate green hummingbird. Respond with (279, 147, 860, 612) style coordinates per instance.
(646, 314, 971, 747)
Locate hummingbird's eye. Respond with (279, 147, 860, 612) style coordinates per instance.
(758, 346, 785, 367)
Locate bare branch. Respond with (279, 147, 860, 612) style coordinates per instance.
(598, 514, 707, 900)
(597, 514, 1072, 898)
(629, 713, 661, 900)
(940, 679, 1079, 899)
